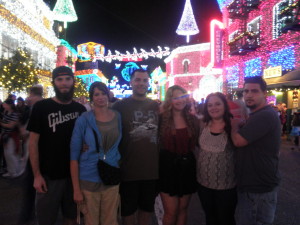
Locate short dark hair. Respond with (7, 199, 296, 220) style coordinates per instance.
(4, 99, 16, 111)
(244, 76, 267, 92)
(17, 97, 24, 102)
(89, 81, 110, 102)
(130, 69, 149, 80)
(8, 94, 16, 99)
(29, 86, 43, 97)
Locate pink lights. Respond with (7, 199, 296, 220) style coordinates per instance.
(210, 19, 224, 68)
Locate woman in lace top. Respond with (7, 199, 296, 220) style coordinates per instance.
(196, 92, 237, 225)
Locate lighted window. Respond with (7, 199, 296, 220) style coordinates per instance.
(183, 61, 189, 73)
(229, 30, 239, 42)
(247, 16, 261, 35)
(273, 0, 297, 39)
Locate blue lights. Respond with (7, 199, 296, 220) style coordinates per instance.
(141, 65, 148, 70)
(115, 63, 121, 70)
(244, 58, 262, 77)
(76, 74, 102, 90)
(267, 46, 295, 71)
(226, 65, 239, 88)
(216, 0, 234, 10)
(121, 62, 140, 82)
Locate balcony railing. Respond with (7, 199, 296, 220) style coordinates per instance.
(227, 0, 261, 18)
(228, 32, 260, 55)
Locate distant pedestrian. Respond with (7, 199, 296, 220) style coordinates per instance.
(27, 66, 86, 225)
(231, 76, 281, 225)
(26, 86, 43, 108)
(16, 97, 30, 175)
(0, 99, 21, 178)
(233, 91, 249, 121)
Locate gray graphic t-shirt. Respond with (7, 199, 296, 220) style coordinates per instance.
(113, 97, 159, 181)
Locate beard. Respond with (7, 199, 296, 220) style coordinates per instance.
(54, 84, 74, 103)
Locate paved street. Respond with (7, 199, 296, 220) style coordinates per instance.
(1, 138, 300, 225)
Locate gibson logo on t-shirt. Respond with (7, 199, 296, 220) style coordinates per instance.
(48, 111, 80, 132)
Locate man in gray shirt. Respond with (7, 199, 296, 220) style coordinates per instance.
(113, 69, 159, 225)
(231, 76, 281, 225)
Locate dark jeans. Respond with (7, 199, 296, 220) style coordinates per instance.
(197, 184, 237, 225)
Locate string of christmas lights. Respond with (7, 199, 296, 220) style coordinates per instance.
(78, 47, 170, 63)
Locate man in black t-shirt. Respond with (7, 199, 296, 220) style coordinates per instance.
(27, 66, 86, 225)
(231, 76, 281, 225)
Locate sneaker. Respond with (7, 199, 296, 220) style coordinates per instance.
(2, 172, 19, 178)
(2, 172, 11, 177)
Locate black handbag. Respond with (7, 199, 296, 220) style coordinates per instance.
(92, 129, 121, 185)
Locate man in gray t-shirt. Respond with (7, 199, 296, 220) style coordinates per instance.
(231, 76, 281, 225)
(113, 69, 159, 225)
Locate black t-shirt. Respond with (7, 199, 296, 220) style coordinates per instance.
(27, 98, 86, 179)
(237, 105, 281, 193)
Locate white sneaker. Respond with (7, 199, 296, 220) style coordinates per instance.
(2, 172, 19, 178)
(2, 172, 11, 177)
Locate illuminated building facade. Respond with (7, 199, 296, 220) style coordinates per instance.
(0, 0, 60, 98)
(164, 43, 223, 102)
(219, 0, 300, 109)
(56, 39, 77, 71)
(76, 42, 108, 89)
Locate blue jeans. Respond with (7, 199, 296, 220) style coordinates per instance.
(237, 188, 278, 225)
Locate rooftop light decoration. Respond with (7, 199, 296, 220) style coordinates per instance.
(176, 0, 200, 43)
(53, 0, 78, 28)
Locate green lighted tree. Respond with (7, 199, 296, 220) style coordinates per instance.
(0, 48, 39, 93)
(74, 77, 89, 98)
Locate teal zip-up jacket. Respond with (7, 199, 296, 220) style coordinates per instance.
(70, 110, 122, 183)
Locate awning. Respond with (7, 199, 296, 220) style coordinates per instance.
(265, 70, 300, 88)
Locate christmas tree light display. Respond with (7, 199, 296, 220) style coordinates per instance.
(0, 48, 39, 93)
(176, 0, 199, 43)
(74, 77, 89, 98)
(53, 0, 78, 28)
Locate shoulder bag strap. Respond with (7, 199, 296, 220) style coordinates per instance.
(92, 129, 100, 153)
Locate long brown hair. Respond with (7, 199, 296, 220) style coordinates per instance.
(203, 92, 233, 136)
(160, 85, 198, 145)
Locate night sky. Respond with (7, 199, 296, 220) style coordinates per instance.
(45, 0, 222, 52)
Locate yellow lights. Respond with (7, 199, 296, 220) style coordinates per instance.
(227, 31, 255, 45)
(271, 90, 283, 96)
(0, 4, 56, 52)
(58, 25, 63, 33)
(43, 16, 51, 30)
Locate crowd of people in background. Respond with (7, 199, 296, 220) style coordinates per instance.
(0, 66, 285, 225)
(0, 86, 43, 178)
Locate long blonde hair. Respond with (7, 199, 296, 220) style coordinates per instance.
(160, 85, 198, 146)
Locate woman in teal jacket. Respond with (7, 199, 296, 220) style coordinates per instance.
(70, 82, 122, 225)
